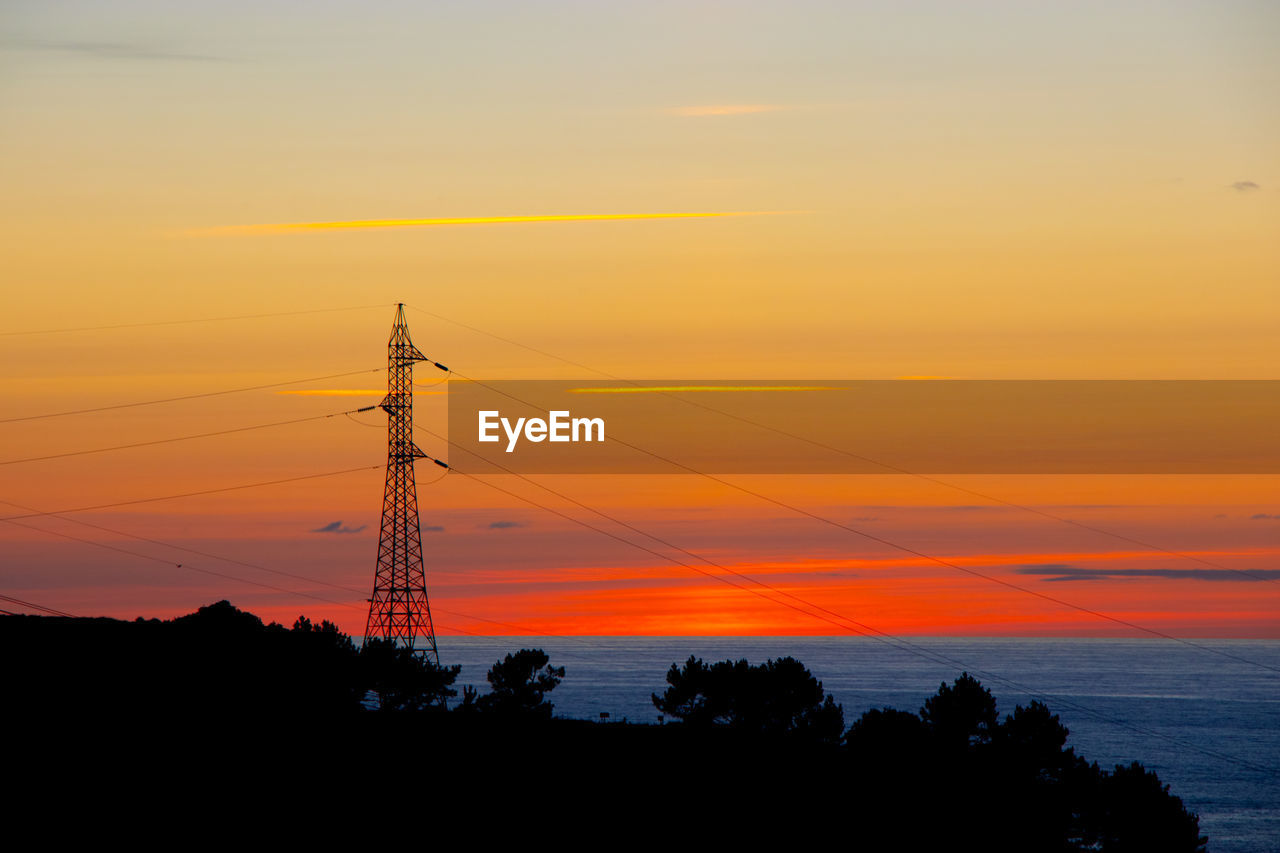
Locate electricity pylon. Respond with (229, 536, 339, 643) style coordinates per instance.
(364, 303, 440, 664)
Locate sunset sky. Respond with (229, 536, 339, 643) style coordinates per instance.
(1, 1, 1277, 638)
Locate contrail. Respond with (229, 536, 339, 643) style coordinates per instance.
(188, 211, 784, 236)
(566, 385, 840, 394)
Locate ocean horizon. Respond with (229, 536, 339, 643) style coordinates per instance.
(423, 636, 1279, 853)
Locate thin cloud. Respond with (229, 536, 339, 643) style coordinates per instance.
(670, 104, 788, 117)
(187, 211, 780, 237)
(1251, 513, 1278, 520)
(423, 525, 445, 533)
(1231, 181, 1261, 192)
(1017, 564, 1280, 582)
(311, 521, 366, 534)
(487, 520, 523, 530)
(4, 38, 223, 62)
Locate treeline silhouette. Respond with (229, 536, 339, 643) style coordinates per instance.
(3, 601, 1205, 850)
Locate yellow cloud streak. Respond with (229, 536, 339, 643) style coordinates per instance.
(190, 211, 778, 237)
(566, 386, 840, 394)
(276, 389, 446, 396)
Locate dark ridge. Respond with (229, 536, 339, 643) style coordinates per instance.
(2, 602, 1206, 850)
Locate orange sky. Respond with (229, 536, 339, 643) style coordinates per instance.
(1, 1, 1277, 637)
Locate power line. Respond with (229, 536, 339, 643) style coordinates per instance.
(643, 391, 1280, 586)
(3, 417, 1268, 774)
(433, 415, 1275, 680)
(0, 303, 388, 337)
(0, 491, 454, 596)
(4, 515, 361, 610)
(6, 494, 1273, 774)
(405, 304, 603, 375)
(0, 465, 382, 522)
(0, 405, 379, 466)
(0, 499, 614, 664)
(404, 437, 1278, 775)
(0, 368, 382, 424)
(1, 509, 602, 658)
(404, 303, 1276, 585)
(442, 372, 1280, 676)
(417, 423, 894, 632)
(0, 498, 374, 594)
(414, 431, 927, 655)
(0, 592, 76, 618)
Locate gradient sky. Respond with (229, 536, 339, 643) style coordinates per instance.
(1, 1, 1277, 637)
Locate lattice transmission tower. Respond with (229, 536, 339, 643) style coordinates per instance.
(364, 303, 443, 663)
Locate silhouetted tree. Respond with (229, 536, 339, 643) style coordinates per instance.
(651, 655, 720, 725)
(455, 684, 480, 713)
(359, 638, 461, 711)
(996, 699, 1075, 779)
(476, 648, 564, 718)
(844, 706, 926, 765)
(274, 613, 364, 711)
(291, 615, 342, 636)
(988, 700, 1091, 849)
(1086, 762, 1207, 853)
(652, 655, 844, 744)
(920, 671, 998, 750)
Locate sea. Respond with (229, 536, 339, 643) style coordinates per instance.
(431, 636, 1280, 853)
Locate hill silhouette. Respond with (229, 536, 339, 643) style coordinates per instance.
(2, 601, 1206, 850)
